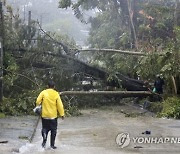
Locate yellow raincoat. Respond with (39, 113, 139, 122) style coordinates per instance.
(36, 88, 64, 118)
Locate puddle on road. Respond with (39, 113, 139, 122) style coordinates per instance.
(18, 140, 76, 154)
(17, 127, 71, 154)
(18, 140, 42, 154)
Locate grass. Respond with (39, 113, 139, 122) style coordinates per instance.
(0, 113, 5, 118)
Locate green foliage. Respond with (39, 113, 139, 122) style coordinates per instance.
(0, 113, 6, 118)
(0, 2, 80, 116)
(59, 0, 72, 8)
(88, 7, 128, 49)
(137, 54, 163, 79)
(159, 97, 180, 119)
(64, 103, 81, 117)
(2, 0, 180, 116)
(147, 102, 163, 114)
(0, 89, 41, 116)
(62, 0, 180, 84)
(62, 96, 81, 116)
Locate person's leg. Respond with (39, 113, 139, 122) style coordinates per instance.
(41, 118, 50, 148)
(50, 128, 57, 149)
(41, 129, 49, 147)
(50, 118, 57, 149)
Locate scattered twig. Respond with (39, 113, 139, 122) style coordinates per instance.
(3, 68, 39, 87)
(0, 140, 8, 144)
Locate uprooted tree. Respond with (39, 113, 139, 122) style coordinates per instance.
(59, 0, 180, 94)
(0, 0, 180, 116)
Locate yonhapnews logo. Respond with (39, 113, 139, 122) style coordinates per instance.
(116, 132, 180, 148)
(116, 133, 131, 148)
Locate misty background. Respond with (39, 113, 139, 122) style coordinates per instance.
(7, 0, 90, 46)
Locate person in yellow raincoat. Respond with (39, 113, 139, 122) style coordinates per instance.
(36, 80, 64, 149)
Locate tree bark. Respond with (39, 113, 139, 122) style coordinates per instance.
(60, 91, 153, 98)
(174, 0, 180, 26)
(78, 49, 146, 56)
(0, 2, 4, 102)
(171, 75, 177, 94)
(127, 0, 138, 49)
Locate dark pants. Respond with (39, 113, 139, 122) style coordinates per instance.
(41, 118, 57, 147)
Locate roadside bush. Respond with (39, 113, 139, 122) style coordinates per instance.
(0, 90, 38, 116)
(0, 90, 81, 117)
(147, 102, 163, 113)
(61, 96, 81, 117)
(0, 113, 5, 118)
(159, 97, 180, 119)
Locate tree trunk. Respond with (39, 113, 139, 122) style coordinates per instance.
(174, 0, 180, 26)
(0, 2, 4, 102)
(43, 51, 149, 91)
(127, 0, 138, 49)
(78, 49, 146, 56)
(60, 91, 153, 98)
(171, 76, 177, 94)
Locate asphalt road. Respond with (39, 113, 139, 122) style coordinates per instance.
(18, 105, 180, 154)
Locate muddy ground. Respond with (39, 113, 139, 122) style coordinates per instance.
(16, 105, 180, 154)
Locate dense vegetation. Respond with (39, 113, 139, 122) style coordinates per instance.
(59, 0, 180, 118)
(0, 1, 79, 116)
(59, 0, 180, 94)
(0, 0, 180, 118)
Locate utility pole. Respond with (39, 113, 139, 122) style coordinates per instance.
(23, 5, 26, 22)
(0, 1, 4, 102)
(28, 11, 31, 45)
(40, 15, 43, 28)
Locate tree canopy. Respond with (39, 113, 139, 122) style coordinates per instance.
(0, 0, 180, 116)
(59, 0, 180, 94)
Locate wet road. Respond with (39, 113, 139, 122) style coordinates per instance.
(0, 116, 38, 154)
(18, 106, 180, 154)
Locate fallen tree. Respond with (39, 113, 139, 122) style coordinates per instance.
(60, 91, 153, 98)
(77, 48, 147, 56)
(11, 48, 149, 91)
(116, 73, 149, 91)
(41, 51, 149, 91)
(43, 51, 108, 80)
